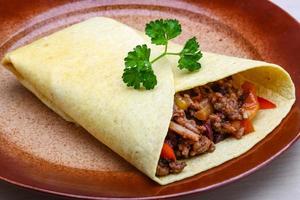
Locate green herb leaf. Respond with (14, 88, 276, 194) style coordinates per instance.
(124, 44, 151, 70)
(122, 68, 157, 90)
(145, 19, 182, 45)
(122, 44, 157, 90)
(178, 37, 202, 71)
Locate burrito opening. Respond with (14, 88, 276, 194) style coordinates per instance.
(156, 75, 275, 177)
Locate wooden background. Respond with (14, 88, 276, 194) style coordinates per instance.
(0, 0, 299, 199)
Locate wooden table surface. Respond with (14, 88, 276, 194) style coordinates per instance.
(0, 0, 299, 199)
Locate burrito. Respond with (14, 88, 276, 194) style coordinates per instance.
(1, 17, 295, 185)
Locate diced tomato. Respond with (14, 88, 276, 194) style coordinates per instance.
(242, 91, 260, 120)
(241, 81, 256, 94)
(257, 97, 276, 109)
(241, 119, 254, 134)
(160, 142, 176, 161)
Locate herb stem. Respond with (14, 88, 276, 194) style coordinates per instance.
(164, 42, 168, 54)
(151, 42, 169, 64)
(150, 52, 166, 63)
(165, 52, 180, 56)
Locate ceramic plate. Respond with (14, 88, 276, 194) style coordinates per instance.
(0, 0, 299, 199)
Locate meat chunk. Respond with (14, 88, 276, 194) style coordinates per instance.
(176, 140, 191, 158)
(175, 135, 214, 158)
(190, 135, 214, 156)
(156, 159, 187, 176)
(169, 121, 200, 142)
(156, 161, 170, 177)
(210, 92, 243, 120)
(209, 114, 245, 139)
(174, 116, 201, 134)
(169, 161, 187, 174)
(173, 104, 185, 118)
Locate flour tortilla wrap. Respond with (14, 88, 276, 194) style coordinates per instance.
(1, 17, 295, 185)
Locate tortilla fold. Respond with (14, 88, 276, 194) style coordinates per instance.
(1, 17, 295, 185)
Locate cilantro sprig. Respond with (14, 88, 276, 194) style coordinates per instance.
(122, 19, 202, 90)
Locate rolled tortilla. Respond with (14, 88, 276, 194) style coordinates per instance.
(1, 17, 295, 185)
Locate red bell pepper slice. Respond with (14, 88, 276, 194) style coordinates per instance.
(160, 142, 176, 161)
(257, 97, 276, 109)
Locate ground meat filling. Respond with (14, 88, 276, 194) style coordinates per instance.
(156, 77, 247, 177)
